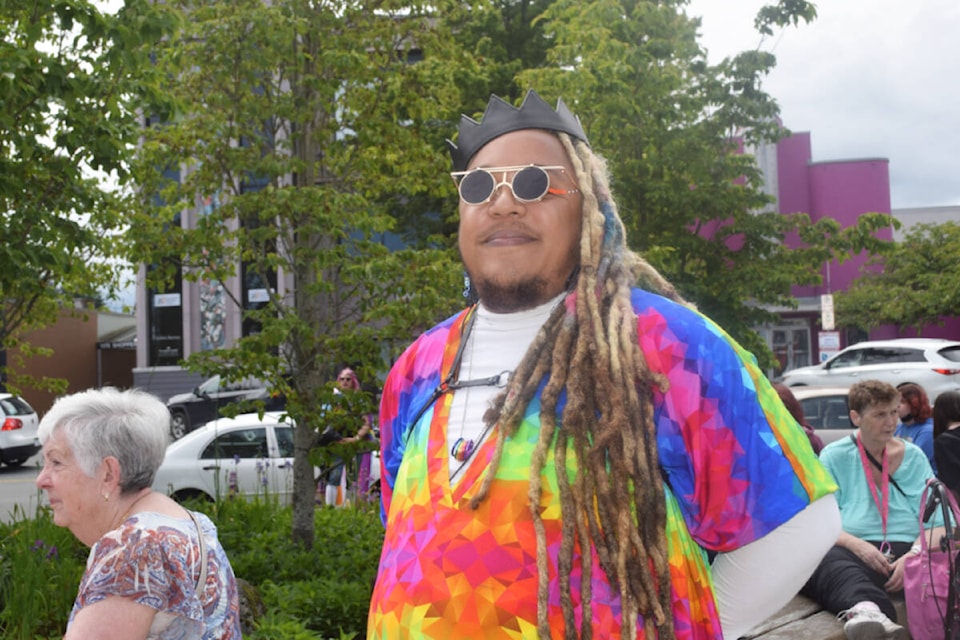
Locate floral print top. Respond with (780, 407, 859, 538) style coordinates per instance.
(70, 511, 242, 639)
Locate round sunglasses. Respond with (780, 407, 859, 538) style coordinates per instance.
(450, 164, 579, 205)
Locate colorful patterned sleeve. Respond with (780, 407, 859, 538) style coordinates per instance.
(633, 289, 837, 551)
(75, 522, 205, 625)
(379, 312, 463, 524)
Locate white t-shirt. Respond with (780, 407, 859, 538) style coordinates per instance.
(447, 295, 562, 480)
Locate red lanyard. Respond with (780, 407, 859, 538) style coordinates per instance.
(857, 435, 891, 552)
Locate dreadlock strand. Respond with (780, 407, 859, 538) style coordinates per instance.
(475, 303, 577, 511)
(496, 307, 566, 430)
(552, 422, 580, 640)
(569, 135, 678, 635)
(613, 509, 640, 634)
(566, 426, 595, 639)
(528, 351, 570, 640)
(537, 313, 585, 639)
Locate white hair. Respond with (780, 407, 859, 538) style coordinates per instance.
(39, 387, 171, 492)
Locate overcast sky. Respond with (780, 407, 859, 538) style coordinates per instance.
(685, 0, 960, 210)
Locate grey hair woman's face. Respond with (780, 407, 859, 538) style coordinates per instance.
(35, 427, 103, 541)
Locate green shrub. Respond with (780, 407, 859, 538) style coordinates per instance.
(206, 498, 383, 638)
(259, 577, 371, 639)
(0, 504, 87, 640)
(0, 499, 384, 640)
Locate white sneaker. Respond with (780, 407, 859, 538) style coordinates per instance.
(839, 601, 909, 640)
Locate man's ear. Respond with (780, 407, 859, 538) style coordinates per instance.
(849, 410, 861, 428)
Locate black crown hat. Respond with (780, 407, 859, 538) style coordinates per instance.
(447, 89, 590, 171)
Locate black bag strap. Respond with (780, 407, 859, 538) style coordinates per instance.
(849, 434, 907, 497)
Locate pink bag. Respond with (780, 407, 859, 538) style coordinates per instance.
(903, 478, 960, 640)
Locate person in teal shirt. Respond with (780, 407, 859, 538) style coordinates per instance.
(802, 380, 938, 640)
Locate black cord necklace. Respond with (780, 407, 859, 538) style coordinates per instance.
(402, 306, 511, 476)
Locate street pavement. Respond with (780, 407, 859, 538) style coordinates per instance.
(0, 452, 45, 523)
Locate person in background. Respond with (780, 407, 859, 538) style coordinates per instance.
(337, 368, 376, 500)
(36, 387, 242, 640)
(368, 89, 840, 640)
(774, 382, 825, 454)
(895, 382, 935, 472)
(801, 380, 937, 640)
(933, 390, 960, 497)
(324, 367, 374, 506)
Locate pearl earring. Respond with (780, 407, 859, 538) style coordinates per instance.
(103, 493, 110, 502)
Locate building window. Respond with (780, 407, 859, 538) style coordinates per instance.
(148, 269, 184, 367)
(771, 320, 811, 375)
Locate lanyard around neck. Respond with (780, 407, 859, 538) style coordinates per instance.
(857, 434, 890, 543)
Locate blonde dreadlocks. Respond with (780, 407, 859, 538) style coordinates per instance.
(470, 133, 688, 640)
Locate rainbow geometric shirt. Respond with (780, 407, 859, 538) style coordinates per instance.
(368, 289, 836, 639)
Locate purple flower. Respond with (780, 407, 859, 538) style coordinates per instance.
(233, 454, 241, 464)
(32, 539, 44, 551)
(46, 545, 58, 560)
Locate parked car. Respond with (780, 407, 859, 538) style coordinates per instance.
(781, 338, 960, 401)
(0, 393, 40, 468)
(790, 386, 855, 446)
(166, 374, 283, 440)
(152, 412, 379, 504)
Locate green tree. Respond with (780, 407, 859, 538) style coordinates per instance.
(836, 221, 960, 333)
(0, 0, 176, 392)
(510, 0, 893, 366)
(126, 0, 474, 546)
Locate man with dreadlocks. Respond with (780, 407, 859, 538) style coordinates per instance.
(367, 90, 842, 639)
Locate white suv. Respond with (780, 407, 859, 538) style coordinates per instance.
(781, 338, 960, 400)
(0, 393, 40, 468)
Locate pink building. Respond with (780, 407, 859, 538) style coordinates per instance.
(763, 131, 960, 374)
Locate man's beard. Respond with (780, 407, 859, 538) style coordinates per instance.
(471, 275, 550, 313)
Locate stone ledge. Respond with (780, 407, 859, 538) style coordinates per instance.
(743, 595, 910, 640)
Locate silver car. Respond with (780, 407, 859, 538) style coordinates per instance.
(781, 338, 960, 401)
(0, 394, 40, 468)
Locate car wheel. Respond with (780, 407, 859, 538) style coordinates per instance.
(170, 411, 190, 440)
(3, 457, 27, 468)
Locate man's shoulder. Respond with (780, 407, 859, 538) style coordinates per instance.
(387, 308, 467, 380)
(629, 287, 692, 315)
(629, 287, 734, 351)
(399, 309, 465, 351)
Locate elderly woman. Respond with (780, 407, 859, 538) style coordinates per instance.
(801, 380, 936, 640)
(36, 387, 242, 639)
